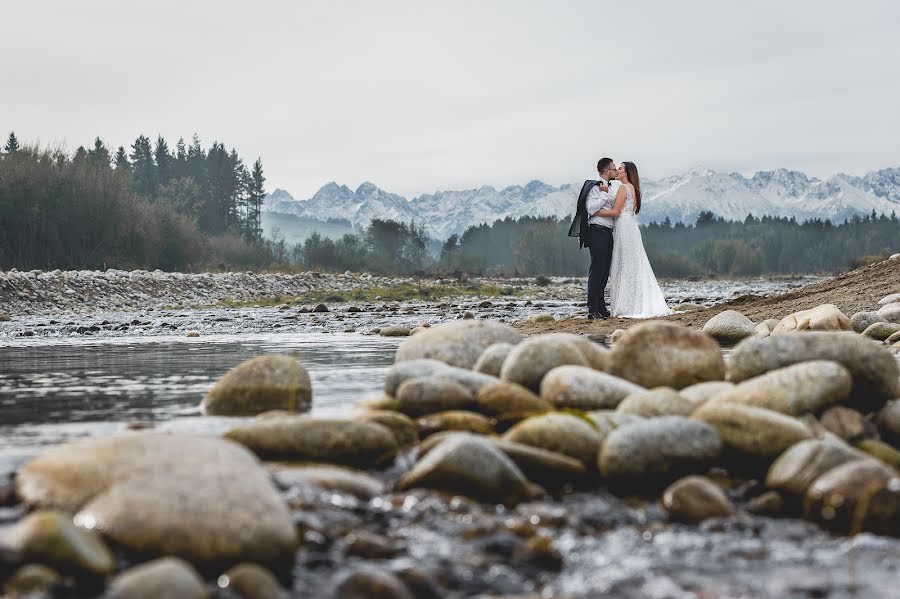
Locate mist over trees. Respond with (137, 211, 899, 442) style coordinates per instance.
(297, 210, 899, 277)
(0, 132, 273, 271)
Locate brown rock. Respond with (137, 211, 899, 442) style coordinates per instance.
(661, 475, 735, 523)
(503, 413, 601, 467)
(2, 510, 114, 576)
(804, 460, 899, 535)
(609, 322, 725, 389)
(474, 382, 552, 419)
(107, 557, 207, 599)
(617, 387, 695, 418)
(692, 402, 811, 460)
(540, 366, 645, 410)
(765, 438, 868, 497)
(819, 406, 878, 443)
(395, 377, 473, 417)
(201, 354, 312, 416)
(772, 304, 852, 333)
(218, 563, 287, 599)
(417, 410, 494, 437)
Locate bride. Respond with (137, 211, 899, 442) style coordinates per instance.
(592, 162, 671, 317)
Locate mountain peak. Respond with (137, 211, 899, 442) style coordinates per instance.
(355, 181, 381, 195)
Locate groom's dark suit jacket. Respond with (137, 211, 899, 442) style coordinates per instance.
(568, 179, 600, 250)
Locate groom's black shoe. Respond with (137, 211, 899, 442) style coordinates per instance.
(587, 311, 607, 320)
(598, 308, 611, 319)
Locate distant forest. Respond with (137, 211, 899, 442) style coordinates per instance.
(1, 130, 897, 276)
(297, 211, 899, 277)
(0, 131, 276, 271)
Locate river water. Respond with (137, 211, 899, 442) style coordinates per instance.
(2, 278, 899, 598)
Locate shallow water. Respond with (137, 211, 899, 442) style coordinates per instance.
(2, 277, 899, 598)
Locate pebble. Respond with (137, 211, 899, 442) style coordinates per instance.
(218, 563, 287, 599)
(355, 410, 419, 447)
(331, 568, 414, 599)
(416, 410, 494, 437)
(500, 334, 589, 392)
(702, 310, 755, 343)
(3, 564, 61, 597)
(772, 304, 852, 333)
(201, 354, 312, 416)
(819, 406, 878, 442)
(765, 438, 868, 497)
(2, 510, 114, 576)
(850, 311, 887, 333)
(679, 381, 735, 407)
(804, 460, 899, 535)
(728, 331, 900, 412)
(539, 366, 645, 411)
(692, 402, 812, 461)
(661, 475, 735, 523)
(616, 387, 696, 418)
(395, 377, 473, 417)
(225, 416, 398, 466)
(397, 433, 531, 506)
(503, 413, 601, 467)
(599, 416, 722, 485)
(107, 557, 208, 599)
(472, 342, 514, 377)
(395, 320, 523, 369)
(609, 322, 725, 389)
(474, 381, 552, 420)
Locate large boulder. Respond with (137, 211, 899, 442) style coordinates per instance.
(384, 359, 498, 397)
(609, 322, 725, 389)
(15, 434, 296, 569)
(692, 402, 811, 461)
(772, 304, 852, 333)
(503, 413, 601, 467)
(2, 510, 115, 576)
(225, 416, 397, 466)
(107, 557, 207, 599)
(395, 320, 523, 369)
(201, 354, 312, 416)
(598, 416, 722, 484)
(706, 361, 852, 416)
(765, 438, 869, 497)
(804, 460, 900, 536)
(395, 377, 473, 417)
(727, 332, 900, 412)
(539, 366, 645, 410)
(500, 334, 589, 392)
(396, 434, 531, 506)
(702, 310, 755, 343)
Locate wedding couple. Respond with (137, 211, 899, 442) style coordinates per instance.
(568, 158, 671, 319)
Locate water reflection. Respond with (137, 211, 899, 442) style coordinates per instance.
(0, 333, 401, 453)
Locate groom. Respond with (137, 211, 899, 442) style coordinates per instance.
(575, 158, 618, 319)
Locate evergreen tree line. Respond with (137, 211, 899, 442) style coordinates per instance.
(297, 210, 899, 277)
(0, 132, 275, 271)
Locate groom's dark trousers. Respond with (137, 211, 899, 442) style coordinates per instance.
(586, 224, 613, 314)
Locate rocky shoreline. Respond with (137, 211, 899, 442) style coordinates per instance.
(2, 292, 900, 597)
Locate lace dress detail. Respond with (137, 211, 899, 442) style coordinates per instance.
(608, 185, 672, 317)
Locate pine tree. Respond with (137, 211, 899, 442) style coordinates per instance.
(248, 158, 266, 240)
(154, 136, 173, 189)
(174, 137, 187, 180)
(113, 146, 130, 172)
(4, 131, 20, 153)
(88, 137, 111, 167)
(73, 145, 89, 164)
(130, 135, 156, 199)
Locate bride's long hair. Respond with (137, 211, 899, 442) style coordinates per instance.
(622, 161, 642, 214)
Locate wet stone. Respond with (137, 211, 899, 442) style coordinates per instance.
(355, 410, 418, 447)
(331, 568, 415, 599)
(693, 402, 812, 461)
(107, 557, 207, 599)
(2, 510, 114, 576)
(267, 463, 384, 499)
(4, 564, 61, 597)
(218, 563, 287, 599)
(765, 438, 868, 498)
(540, 366, 645, 411)
(819, 406, 879, 442)
(397, 433, 531, 506)
(500, 334, 589, 393)
(225, 416, 398, 467)
(474, 381, 551, 420)
(661, 475, 735, 523)
(395, 377, 473, 417)
(395, 320, 523, 369)
(201, 354, 312, 416)
(416, 410, 494, 437)
(473, 343, 514, 377)
(503, 412, 601, 467)
(598, 416, 722, 486)
(616, 387, 696, 418)
(804, 460, 900, 536)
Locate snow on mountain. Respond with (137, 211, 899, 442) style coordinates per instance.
(264, 167, 900, 240)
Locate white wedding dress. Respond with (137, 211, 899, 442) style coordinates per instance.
(608, 185, 672, 317)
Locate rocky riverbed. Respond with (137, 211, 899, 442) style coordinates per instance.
(0, 267, 822, 319)
(2, 273, 900, 597)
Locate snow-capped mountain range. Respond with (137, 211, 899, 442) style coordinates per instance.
(264, 167, 900, 240)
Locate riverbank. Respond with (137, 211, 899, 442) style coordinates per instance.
(516, 258, 900, 337)
(0, 268, 822, 319)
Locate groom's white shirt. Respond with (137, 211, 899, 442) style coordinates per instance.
(586, 178, 619, 228)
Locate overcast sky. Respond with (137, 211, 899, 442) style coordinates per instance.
(4, 1, 899, 198)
